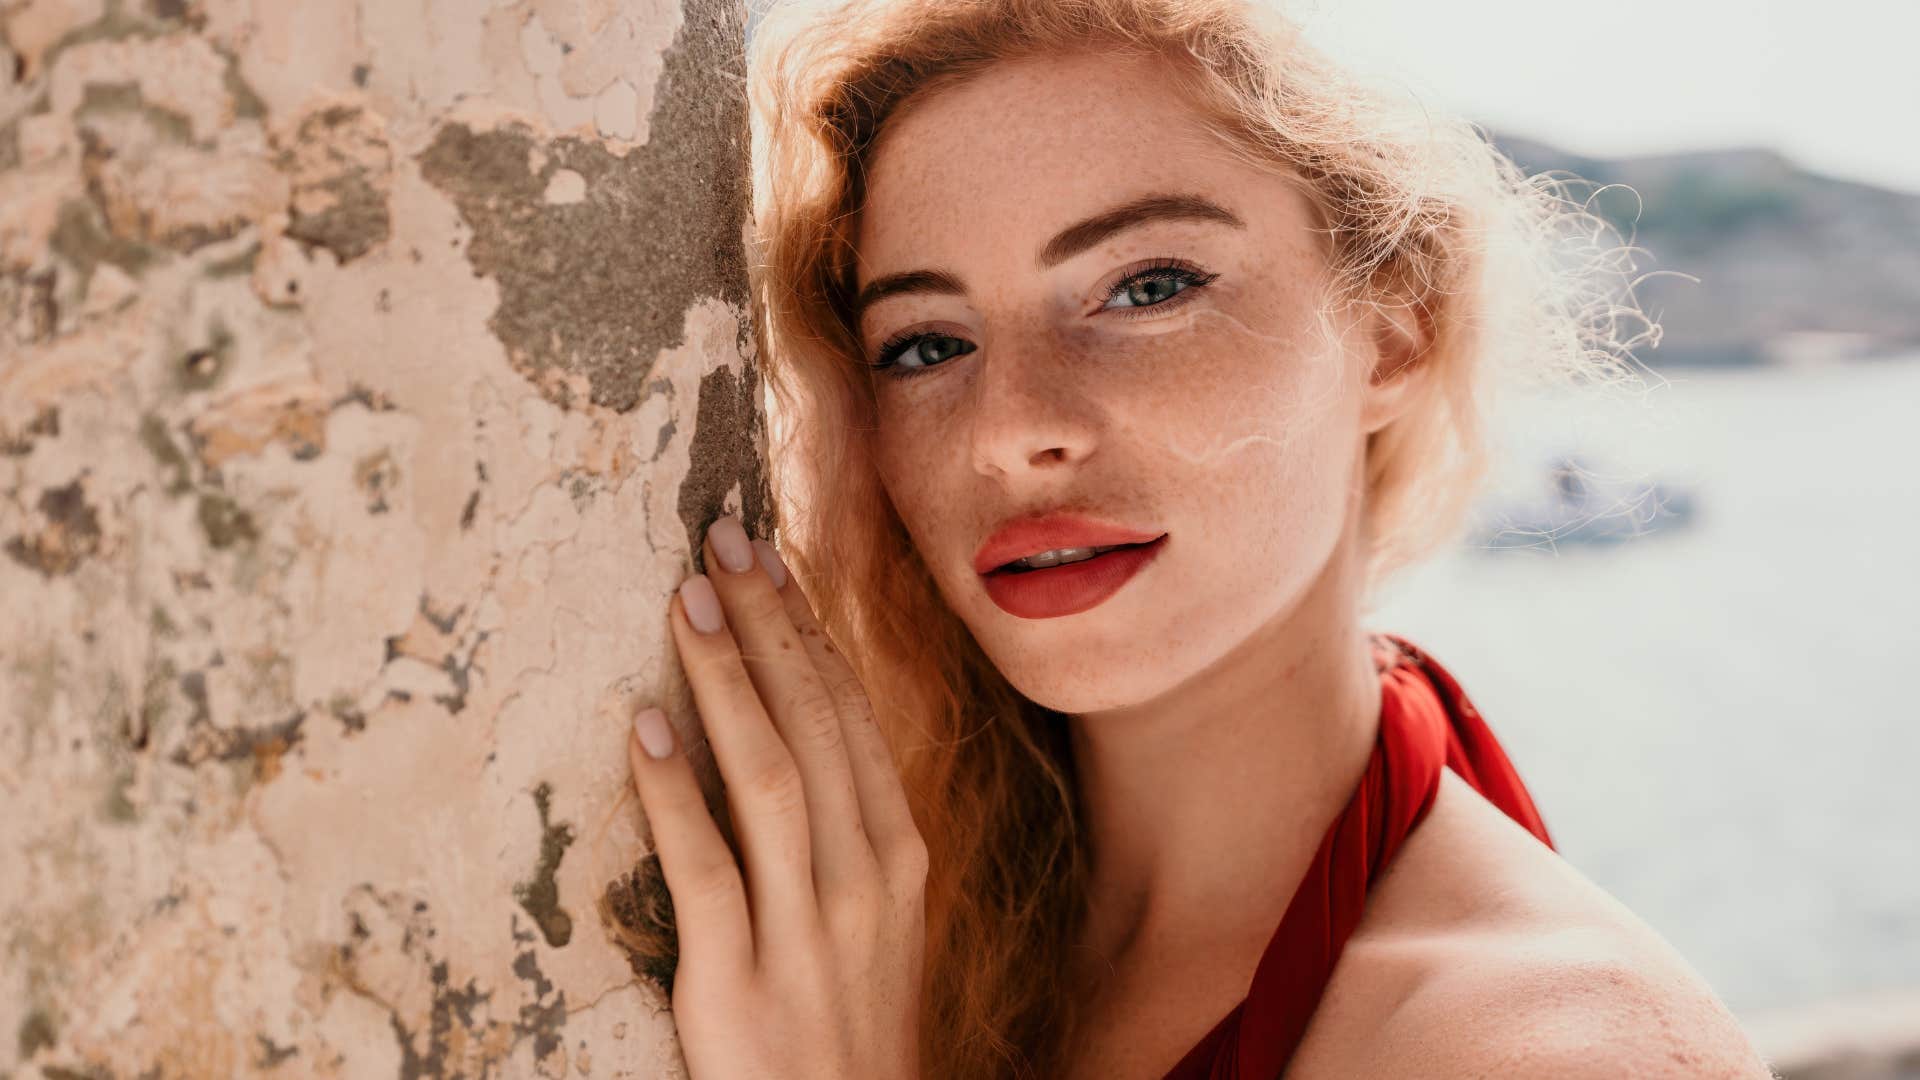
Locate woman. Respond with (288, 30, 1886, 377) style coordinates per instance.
(619, 0, 1775, 1076)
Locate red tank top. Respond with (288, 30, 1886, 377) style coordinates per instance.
(1161, 632, 1557, 1079)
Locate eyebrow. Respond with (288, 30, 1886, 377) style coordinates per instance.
(852, 191, 1244, 319)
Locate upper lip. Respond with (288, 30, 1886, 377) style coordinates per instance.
(972, 511, 1165, 575)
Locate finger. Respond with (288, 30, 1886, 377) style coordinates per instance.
(627, 709, 753, 979)
(701, 518, 878, 894)
(669, 585, 817, 952)
(753, 537, 928, 889)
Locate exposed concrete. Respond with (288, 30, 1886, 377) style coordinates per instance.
(0, 0, 757, 1076)
(416, 0, 751, 415)
(3, 475, 102, 576)
(515, 780, 580, 949)
(276, 102, 392, 266)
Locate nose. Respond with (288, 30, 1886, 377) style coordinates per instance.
(966, 329, 1101, 481)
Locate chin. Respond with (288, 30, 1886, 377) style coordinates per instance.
(990, 632, 1185, 715)
(1004, 674, 1136, 716)
(960, 557, 1186, 705)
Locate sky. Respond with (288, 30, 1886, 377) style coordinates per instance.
(1286, 0, 1920, 194)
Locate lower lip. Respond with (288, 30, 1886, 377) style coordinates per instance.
(980, 535, 1168, 620)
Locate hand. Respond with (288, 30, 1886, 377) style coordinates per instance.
(626, 513, 928, 1080)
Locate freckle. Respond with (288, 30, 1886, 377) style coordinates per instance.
(779, 640, 792, 651)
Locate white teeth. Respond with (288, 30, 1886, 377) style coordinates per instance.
(1008, 544, 1121, 571)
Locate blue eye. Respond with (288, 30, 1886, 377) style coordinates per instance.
(866, 259, 1219, 380)
(1100, 262, 1216, 311)
(869, 332, 977, 378)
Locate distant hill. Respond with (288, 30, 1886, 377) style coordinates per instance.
(1487, 133, 1920, 366)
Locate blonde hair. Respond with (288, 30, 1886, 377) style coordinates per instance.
(726, 1, 1650, 1074)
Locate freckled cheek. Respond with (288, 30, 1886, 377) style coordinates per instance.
(1088, 311, 1347, 461)
(872, 412, 993, 598)
(870, 401, 954, 537)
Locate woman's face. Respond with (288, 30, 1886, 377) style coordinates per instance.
(852, 50, 1420, 715)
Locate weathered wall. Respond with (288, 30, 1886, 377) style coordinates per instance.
(0, 0, 766, 1075)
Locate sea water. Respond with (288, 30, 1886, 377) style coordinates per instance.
(1368, 355, 1920, 1020)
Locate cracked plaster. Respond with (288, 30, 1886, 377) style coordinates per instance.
(1, 0, 756, 1075)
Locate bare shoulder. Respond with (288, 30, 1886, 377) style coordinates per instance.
(1289, 768, 1778, 1079)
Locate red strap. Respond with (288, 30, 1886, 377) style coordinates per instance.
(1161, 634, 1556, 1079)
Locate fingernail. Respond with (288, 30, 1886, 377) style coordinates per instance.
(753, 538, 787, 589)
(707, 514, 756, 574)
(679, 574, 725, 634)
(634, 707, 675, 759)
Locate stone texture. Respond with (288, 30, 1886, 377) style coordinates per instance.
(0, 0, 763, 1075)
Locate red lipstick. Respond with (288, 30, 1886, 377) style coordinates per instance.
(974, 513, 1167, 620)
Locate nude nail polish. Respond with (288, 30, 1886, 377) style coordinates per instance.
(679, 575, 724, 633)
(707, 515, 756, 574)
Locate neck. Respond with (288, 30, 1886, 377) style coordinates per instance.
(1064, 517, 1381, 965)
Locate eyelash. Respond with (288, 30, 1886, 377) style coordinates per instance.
(867, 258, 1222, 379)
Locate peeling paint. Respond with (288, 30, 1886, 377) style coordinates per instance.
(354, 447, 399, 513)
(1, 267, 61, 344)
(0, 403, 61, 456)
(18, 1008, 58, 1059)
(194, 491, 257, 549)
(514, 781, 577, 949)
(4, 477, 104, 577)
(275, 101, 392, 265)
(136, 412, 194, 493)
(416, 0, 751, 413)
(188, 374, 333, 464)
(76, 79, 194, 147)
(55, 34, 284, 258)
(166, 694, 304, 781)
(680, 362, 774, 577)
(333, 887, 525, 1076)
(49, 196, 153, 290)
(1, 0, 759, 1074)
